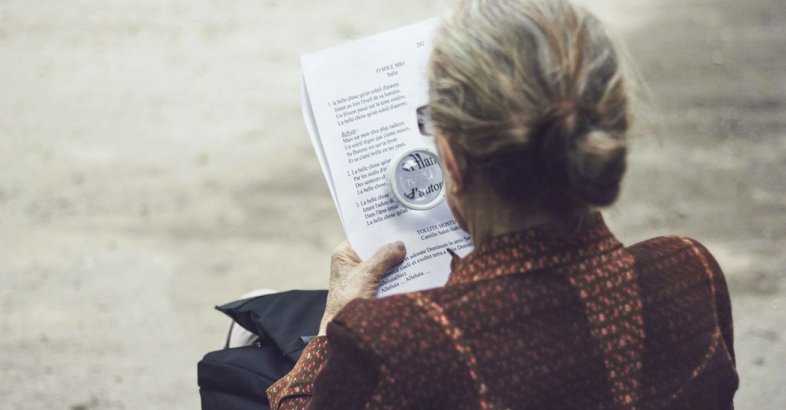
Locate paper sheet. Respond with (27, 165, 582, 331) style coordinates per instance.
(301, 19, 474, 296)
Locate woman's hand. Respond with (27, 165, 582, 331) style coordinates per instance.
(318, 241, 406, 335)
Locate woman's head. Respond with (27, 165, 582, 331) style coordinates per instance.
(429, 0, 630, 223)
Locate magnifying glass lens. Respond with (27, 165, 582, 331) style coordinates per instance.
(389, 149, 445, 210)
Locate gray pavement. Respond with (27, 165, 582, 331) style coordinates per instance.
(0, 0, 783, 408)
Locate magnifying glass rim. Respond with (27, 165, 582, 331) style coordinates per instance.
(387, 147, 445, 211)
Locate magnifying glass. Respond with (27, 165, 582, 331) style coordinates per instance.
(387, 148, 445, 210)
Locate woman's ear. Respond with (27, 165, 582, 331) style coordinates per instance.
(437, 135, 464, 194)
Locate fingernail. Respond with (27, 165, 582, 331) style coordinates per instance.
(393, 241, 405, 251)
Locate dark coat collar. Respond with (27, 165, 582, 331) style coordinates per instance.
(447, 212, 623, 286)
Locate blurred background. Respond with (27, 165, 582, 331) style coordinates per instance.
(0, 0, 783, 408)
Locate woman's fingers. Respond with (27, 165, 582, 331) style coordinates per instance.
(363, 241, 407, 279)
(329, 240, 406, 292)
(331, 241, 361, 268)
(320, 241, 407, 333)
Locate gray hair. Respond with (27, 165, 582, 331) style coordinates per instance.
(428, 0, 632, 214)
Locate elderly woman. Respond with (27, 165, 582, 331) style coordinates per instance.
(268, 0, 739, 408)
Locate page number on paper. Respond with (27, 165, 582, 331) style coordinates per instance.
(416, 41, 425, 48)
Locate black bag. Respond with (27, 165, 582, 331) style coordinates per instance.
(198, 290, 327, 410)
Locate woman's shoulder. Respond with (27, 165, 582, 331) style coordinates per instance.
(625, 235, 725, 280)
(332, 290, 435, 337)
(329, 286, 473, 359)
(625, 235, 732, 329)
(333, 292, 419, 329)
(625, 236, 737, 400)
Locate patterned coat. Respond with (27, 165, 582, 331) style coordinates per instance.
(267, 213, 738, 409)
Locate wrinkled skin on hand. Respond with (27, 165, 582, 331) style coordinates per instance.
(319, 241, 406, 335)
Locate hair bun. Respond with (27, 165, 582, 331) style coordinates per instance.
(535, 102, 627, 208)
(567, 129, 626, 206)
